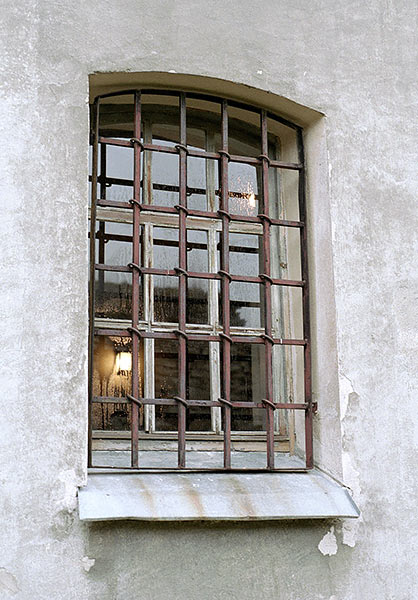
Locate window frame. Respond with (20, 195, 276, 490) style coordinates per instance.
(88, 89, 314, 471)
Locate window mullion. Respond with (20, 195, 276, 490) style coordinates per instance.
(142, 119, 155, 433)
(206, 131, 222, 434)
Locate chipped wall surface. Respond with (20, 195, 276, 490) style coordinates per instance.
(0, 1, 417, 599)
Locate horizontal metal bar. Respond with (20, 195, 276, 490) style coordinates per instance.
(94, 327, 306, 346)
(94, 201, 304, 229)
(95, 263, 130, 272)
(93, 396, 309, 410)
(89, 466, 309, 473)
(94, 264, 304, 288)
(98, 136, 302, 170)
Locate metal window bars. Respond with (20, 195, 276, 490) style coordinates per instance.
(89, 89, 314, 471)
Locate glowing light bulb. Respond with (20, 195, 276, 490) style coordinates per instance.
(116, 351, 132, 374)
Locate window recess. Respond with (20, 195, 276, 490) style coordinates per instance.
(88, 90, 314, 471)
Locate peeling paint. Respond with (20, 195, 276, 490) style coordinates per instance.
(0, 568, 19, 596)
(318, 526, 338, 556)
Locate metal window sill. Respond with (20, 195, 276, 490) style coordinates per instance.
(78, 468, 359, 522)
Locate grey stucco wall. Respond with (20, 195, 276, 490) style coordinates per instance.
(0, 1, 417, 599)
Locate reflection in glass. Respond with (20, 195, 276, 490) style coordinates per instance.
(187, 230, 209, 272)
(229, 233, 261, 278)
(155, 339, 178, 431)
(95, 272, 137, 321)
(187, 279, 209, 325)
(271, 286, 304, 339)
(229, 281, 262, 328)
(187, 341, 211, 431)
(228, 105, 261, 158)
(229, 343, 266, 431)
(98, 96, 134, 139)
(95, 221, 132, 267)
(229, 162, 261, 216)
(153, 227, 178, 270)
(270, 226, 302, 281)
(92, 335, 141, 431)
(187, 155, 219, 212)
(153, 275, 178, 324)
(149, 149, 179, 208)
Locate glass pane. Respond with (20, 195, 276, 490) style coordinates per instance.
(187, 229, 209, 272)
(187, 341, 211, 431)
(143, 93, 179, 146)
(155, 339, 178, 431)
(148, 149, 179, 208)
(187, 155, 219, 212)
(270, 226, 302, 282)
(229, 162, 260, 216)
(95, 271, 137, 321)
(229, 281, 262, 328)
(186, 97, 221, 151)
(229, 342, 266, 431)
(271, 286, 304, 339)
(228, 105, 261, 157)
(98, 95, 134, 139)
(229, 232, 262, 278)
(269, 168, 300, 222)
(105, 144, 133, 181)
(187, 279, 209, 325)
(92, 335, 141, 431)
(95, 221, 132, 267)
(153, 227, 178, 270)
(153, 275, 178, 324)
(267, 117, 299, 163)
(272, 344, 304, 404)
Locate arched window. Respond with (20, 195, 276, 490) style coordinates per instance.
(89, 90, 313, 471)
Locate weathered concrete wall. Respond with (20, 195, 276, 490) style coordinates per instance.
(0, 1, 417, 598)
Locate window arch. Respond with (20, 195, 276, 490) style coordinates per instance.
(88, 89, 313, 471)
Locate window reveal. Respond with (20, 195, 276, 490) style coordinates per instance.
(88, 90, 313, 470)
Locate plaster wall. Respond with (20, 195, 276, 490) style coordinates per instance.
(0, 1, 417, 599)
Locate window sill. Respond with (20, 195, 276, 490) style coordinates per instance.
(78, 467, 359, 522)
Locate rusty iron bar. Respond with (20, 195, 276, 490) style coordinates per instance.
(87, 99, 100, 468)
(129, 91, 142, 467)
(260, 110, 275, 469)
(177, 93, 188, 468)
(93, 262, 304, 288)
(98, 136, 301, 170)
(219, 100, 232, 468)
(93, 396, 310, 410)
(94, 328, 307, 346)
(95, 198, 303, 228)
(91, 465, 309, 473)
(297, 128, 313, 469)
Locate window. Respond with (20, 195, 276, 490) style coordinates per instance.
(88, 90, 314, 471)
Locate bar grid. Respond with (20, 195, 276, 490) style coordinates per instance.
(88, 89, 314, 471)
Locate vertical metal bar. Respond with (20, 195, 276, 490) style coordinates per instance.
(98, 144, 106, 301)
(260, 110, 275, 469)
(88, 99, 100, 468)
(297, 128, 313, 469)
(177, 93, 187, 467)
(220, 100, 232, 468)
(131, 91, 142, 467)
